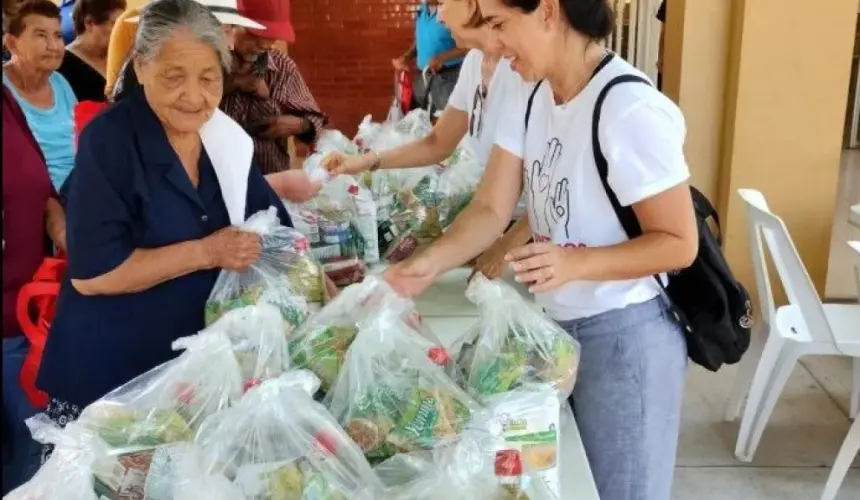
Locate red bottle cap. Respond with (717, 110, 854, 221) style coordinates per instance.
(313, 430, 338, 454)
(175, 384, 196, 405)
(427, 346, 451, 366)
(495, 450, 523, 477)
(243, 378, 262, 393)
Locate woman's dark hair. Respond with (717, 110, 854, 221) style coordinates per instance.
(502, 0, 614, 40)
(73, 0, 127, 34)
(3, 0, 61, 37)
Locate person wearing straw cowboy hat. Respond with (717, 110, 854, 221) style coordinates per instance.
(104, 0, 263, 98)
(221, 0, 327, 176)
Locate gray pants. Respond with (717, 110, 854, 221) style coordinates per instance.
(558, 297, 687, 500)
(411, 65, 461, 116)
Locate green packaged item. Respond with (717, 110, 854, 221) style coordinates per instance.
(287, 277, 402, 394)
(459, 275, 581, 399)
(325, 299, 478, 463)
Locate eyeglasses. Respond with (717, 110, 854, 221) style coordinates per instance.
(469, 83, 487, 138)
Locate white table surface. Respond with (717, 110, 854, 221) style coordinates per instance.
(402, 267, 600, 500)
(850, 204, 860, 229)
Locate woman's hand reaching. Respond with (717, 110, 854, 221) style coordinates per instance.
(202, 227, 262, 271)
(265, 170, 322, 203)
(382, 253, 439, 299)
(323, 152, 375, 177)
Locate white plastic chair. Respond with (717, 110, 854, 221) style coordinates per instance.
(726, 238, 860, 422)
(820, 241, 860, 500)
(733, 190, 860, 463)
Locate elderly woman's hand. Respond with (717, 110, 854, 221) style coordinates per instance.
(202, 227, 262, 271)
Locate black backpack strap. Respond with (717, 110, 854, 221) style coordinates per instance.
(592, 74, 675, 293)
(592, 74, 652, 239)
(524, 80, 544, 131)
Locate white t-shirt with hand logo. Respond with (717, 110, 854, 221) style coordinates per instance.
(494, 55, 690, 321)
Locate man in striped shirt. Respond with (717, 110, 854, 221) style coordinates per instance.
(222, 0, 327, 175)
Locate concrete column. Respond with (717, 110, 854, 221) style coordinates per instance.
(664, 0, 857, 295)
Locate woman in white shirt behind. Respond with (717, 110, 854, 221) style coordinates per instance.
(325, 0, 531, 278)
(384, 1, 698, 499)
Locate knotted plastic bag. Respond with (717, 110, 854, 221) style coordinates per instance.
(457, 274, 580, 399)
(324, 298, 477, 463)
(205, 207, 323, 330)
(192, 371, 381, 500)
(76, 332, 243, 452)
(287, 276, 410, 394)
(303, 153, 333, 185)
(67, 333, 243, 499)
(5, 415, 107, 500)
(203, 304, 291, 391)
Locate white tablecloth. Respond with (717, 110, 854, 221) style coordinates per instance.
(399, 267, 600, 500)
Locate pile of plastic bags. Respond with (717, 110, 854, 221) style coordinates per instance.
(10, 268, 579, 499)
(290, 109, 484, 279)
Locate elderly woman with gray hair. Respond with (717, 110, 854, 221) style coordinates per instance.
(37, 0, 292, 432)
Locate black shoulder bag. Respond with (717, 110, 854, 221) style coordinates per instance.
(524, 76, 753, 372)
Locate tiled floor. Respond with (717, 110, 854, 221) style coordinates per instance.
(412, 267, 860, 500)
(825, 149, 860, 300)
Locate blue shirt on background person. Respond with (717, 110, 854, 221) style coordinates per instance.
(37, 87, 291, 409)
(415, 1, 462, 71)
(3, 72, 77, 190)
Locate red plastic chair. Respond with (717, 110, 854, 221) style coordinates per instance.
(16, 256, 67, 409)
(74, 101, 108, 147)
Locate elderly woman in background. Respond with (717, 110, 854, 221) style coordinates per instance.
(3, 0, 77, 191)
(38, 0, 291, 435)
(105, 0, 261, 98)
(57, 0, 127, 101)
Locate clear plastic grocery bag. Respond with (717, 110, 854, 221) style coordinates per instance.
(76, 332, 243, 452)
(5, 415, 108, 500)
(286, 275, 411, 394)
(374, 425, 558, 500)
(436, 141, 483, 228)
(203, 304, 291, 391)
(324, 298, 477, 464)
(316, 176, 380, 265)
(303, 152, 332, 185)
(315, 129, 358, 156)
(192, 371, 382, 500)
(458, 274, 580, 398)
(394, 108, 432, 140)
(205, 207, 324, 330)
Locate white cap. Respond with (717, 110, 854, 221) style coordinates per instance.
(126, 0, 266, 30)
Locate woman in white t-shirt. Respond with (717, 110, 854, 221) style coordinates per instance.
(384, 1, 698, 499)
(325, 0, 532, 279)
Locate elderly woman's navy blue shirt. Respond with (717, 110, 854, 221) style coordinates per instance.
(38, 88, 291, 408)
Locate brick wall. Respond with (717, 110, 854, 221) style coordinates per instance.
(290, 0, 420, 137)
